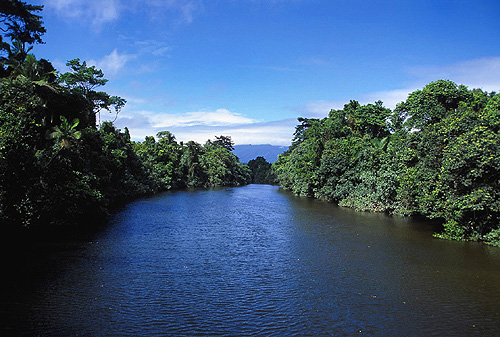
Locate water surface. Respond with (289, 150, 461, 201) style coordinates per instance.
(2, 185, 500, 335)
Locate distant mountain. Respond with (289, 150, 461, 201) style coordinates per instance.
(233, 144, 289, 163)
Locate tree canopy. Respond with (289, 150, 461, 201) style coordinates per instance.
(58, 59, 126, 125)
(0, 5, 251, 233)
(0, 0, 45, 62)
(274, 80, 500, 245)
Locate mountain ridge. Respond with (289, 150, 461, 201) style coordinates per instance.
(233, 144, 289, 163)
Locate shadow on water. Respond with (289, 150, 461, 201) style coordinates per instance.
(2, 184, 500, 336)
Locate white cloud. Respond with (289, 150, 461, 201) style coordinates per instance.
(88, 49, 135, 76)
(109, 56, 500, 145)
(134, 40, 172, 56)
(46, 0, 121, 28)
(45, 0, 83, 17)
(361, 88, 417, 109)
(177, 1, 198, 24)
(93, 0, 120, 27)
(144, 108, 257, 128)
(46, 0, 201, 28)
(302, 100, 348, 117)
(110, 108, 295, 145)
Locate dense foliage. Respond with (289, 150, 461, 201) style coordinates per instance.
(274, 80, 500, 245)
(0, 2, 250, 233)
(0, 69, 249, 231)
(247, 156, 277, 184)
(133, 133, 250, 190)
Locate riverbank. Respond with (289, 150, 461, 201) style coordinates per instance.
(273, 80, 500, 246)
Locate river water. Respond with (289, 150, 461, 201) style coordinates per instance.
(2, 184, 500, 336)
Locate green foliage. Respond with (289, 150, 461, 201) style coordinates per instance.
(248, 156, 276, 184)
(134, 134, 250, 189)
(58, 59, 126, 125)
(0, 73, 157, 230)
(0, 0, 45, 62)
(274, 81, 500, 245)
(0, 5, 250, 235)
(213, 135, 235, 151)
(133, 131, 184, 190)
(2, 0, 495, 246)
(396, 79, 472, 130)
(47, 116, 82, 148)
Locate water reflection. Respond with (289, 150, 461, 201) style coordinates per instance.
(1, 185, 500, 336)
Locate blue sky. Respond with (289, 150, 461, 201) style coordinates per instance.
(34, 0, 500, 145)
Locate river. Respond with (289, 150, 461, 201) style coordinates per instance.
(2, 184, 500, 336)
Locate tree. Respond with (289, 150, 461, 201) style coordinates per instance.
(395, 80, 472, 130)
(274, 82, 500, 245)
(248, 156, 276, 184)
(213, 135, 235, 151)
(181, 140, 205, 186)
(157, 130, 176, 144)
(47, 116, 82, 149)
(0, 0, 45, 69)
(58, 59, 126, 125)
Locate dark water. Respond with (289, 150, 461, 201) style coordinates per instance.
(2, 185, 500, 336)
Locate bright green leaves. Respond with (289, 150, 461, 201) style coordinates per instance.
(429, 104, 500, 241)
(274, 82, 500, 245)
(345, 100, 392, 138)
(396, 80, 473, 130)
(134, 134, 250, 190)
(58, 59, 108, 95)
(47, 116, 81, 148)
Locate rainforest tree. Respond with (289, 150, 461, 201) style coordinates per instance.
(274, 80, 500, 245)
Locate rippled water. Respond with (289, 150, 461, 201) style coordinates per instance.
(2, 185, 500, 335)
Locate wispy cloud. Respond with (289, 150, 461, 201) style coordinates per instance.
(134, 40, 172, 56)
(46, 0, 121, 29)
(138, 0, 202, 24)
(111, 108, 295, 145)
(173, 119, 296, 145)
(147, 109, 257, 128)
(46, 0, 201, 29)
(88, 49, 136, 76)
(299, 100, 348, 117)
(407, 56, 500, 92)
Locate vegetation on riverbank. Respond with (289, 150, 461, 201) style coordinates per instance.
(2, 2, 499, 246)
(247, 156, 277, 184)
(0, 1, 250, 232)
(273, 80, 500, 245)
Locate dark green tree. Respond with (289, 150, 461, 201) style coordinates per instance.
(58, 59, 126, 126)
(274, 84, 500, 245)
(0, 0, 45, 76)
(248, 156, 276, 184)
(213, 135, 235, 151)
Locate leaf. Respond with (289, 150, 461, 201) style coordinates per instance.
(71, 118, 80, 130)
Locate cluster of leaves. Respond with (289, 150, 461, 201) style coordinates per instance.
(247, 156, 276, 184)
(0, 59, 250, 232)
(133, 133, 250, 190)
(0, 3, 250, 233)
(0, 74, 155, 232)
(274, 80, 500, 245)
